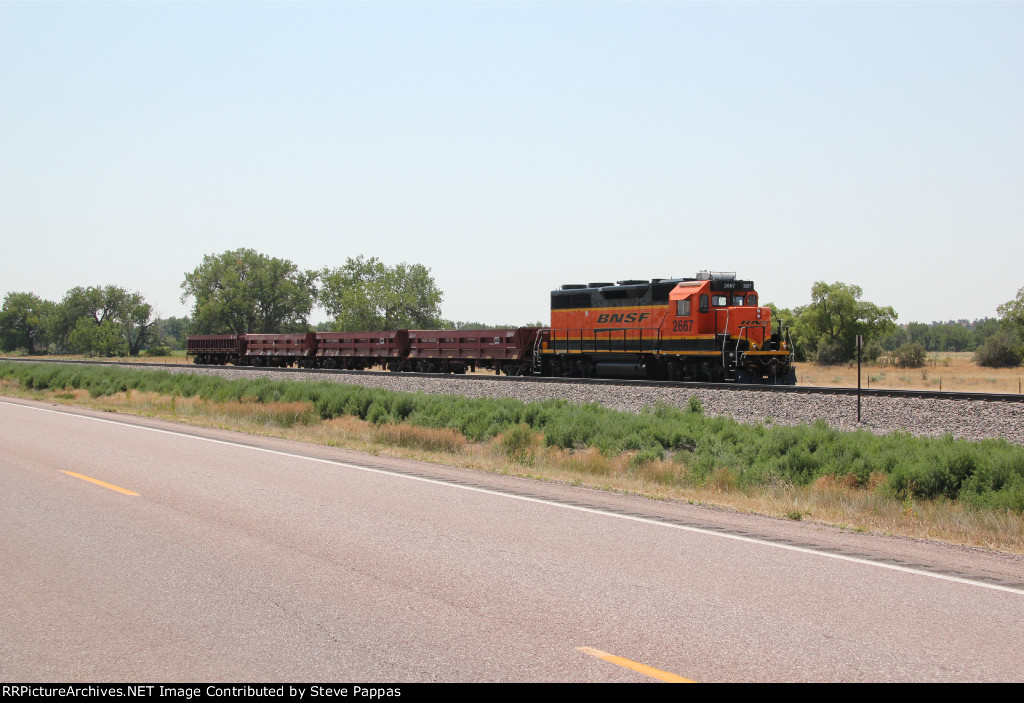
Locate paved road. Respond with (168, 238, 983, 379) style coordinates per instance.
(2, 397, 1022, 682)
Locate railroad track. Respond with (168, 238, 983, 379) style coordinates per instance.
(4, 356, 1022, 403)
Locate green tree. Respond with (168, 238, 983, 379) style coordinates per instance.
(929, 323, 974, 352)
(0, 292, 55, 354)
(792, 282, 897, 364)
(319, 256, 443, 331)
(181, 249, 317, 334)
(67, 318, 130, 357)
(52, 286, 155, 356)
(998, 286, 1024, 330)
(971, 317, 1006, 347)
(153, 316, 191, 350)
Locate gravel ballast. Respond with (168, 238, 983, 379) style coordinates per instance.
(157, 365, 1024, 447)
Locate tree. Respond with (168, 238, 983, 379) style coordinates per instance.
(180, 249, 317, 334)
(791, 282, 897, 364)
(319, 256, 443, 331)
(971, 317, 1006, 347)
(998, 287, 1024, 330)
(153, 316, 191, 350)
(51, 286, 156, 356)
(67, 318, 130, 357)
(0, 292, 55, 354)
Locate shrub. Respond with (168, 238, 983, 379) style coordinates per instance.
(974, 331, 1023, 368)
(815, 339, 849, 365)
(500, 423, 535, 464)
(146, 345, 172, 357)
(893, 343, 926, 368)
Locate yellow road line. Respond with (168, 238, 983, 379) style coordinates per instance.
(60, 471, 139, 496)
(577, 646, 695, 683)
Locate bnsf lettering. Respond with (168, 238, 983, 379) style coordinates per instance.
(596, 312, 651, 324)
(739, 320, 769, 326)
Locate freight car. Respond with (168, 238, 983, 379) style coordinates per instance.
(186, 271, 795, 384)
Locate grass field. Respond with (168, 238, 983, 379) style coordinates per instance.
(795, 352, 1024, 394)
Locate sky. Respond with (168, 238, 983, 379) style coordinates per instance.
(1, 1, 1022, 327)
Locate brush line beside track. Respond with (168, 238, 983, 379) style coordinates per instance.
(3, 356, 1022, 404)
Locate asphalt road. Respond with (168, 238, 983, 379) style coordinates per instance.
(2, 397, 1023, 682)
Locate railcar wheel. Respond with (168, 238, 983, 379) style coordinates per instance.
(667, 362, 681, 382)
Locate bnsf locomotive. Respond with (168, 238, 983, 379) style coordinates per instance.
(187, 271, 796, 384)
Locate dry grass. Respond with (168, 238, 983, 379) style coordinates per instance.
(5, 381, 1023, 554)
(796, 351, 1024, 394)
(9, 350, 194, 363)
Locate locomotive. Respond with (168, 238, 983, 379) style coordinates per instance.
(187, 271, 796, 384)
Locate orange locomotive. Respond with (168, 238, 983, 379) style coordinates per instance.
(538, 271, 795, 383)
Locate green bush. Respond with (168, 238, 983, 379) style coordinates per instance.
(687, 395, 704, 415)
(815, 339, 849, 365)
(893, 342, 927, 368)
(974, 331, 1023, 368)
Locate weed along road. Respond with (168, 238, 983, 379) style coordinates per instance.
(2, 398, 1023, 682)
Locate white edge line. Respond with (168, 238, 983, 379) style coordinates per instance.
(6, 398, 1023, 596)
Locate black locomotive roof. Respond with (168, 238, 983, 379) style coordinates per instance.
(552, 275, 755, 310)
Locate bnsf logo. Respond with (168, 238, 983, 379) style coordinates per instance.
(739, 320, 769, 326)
(596, 312, 651, 324)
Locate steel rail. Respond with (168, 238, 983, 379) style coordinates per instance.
(3, 356, 1023, 403)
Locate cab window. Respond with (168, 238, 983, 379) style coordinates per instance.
(699, 294, 709, 313)
(676, 299, 691, 316)
(747, 294, 757, 307)
(712, 295, 728, 307)
(732, 295, 745, 306)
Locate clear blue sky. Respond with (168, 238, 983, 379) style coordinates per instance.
(2, 1, 1021, 326)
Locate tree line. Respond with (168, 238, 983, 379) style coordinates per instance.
(2, 249, 471, 356)
(3, 250, 1023, 369)
(771, 282, 1024, 368)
